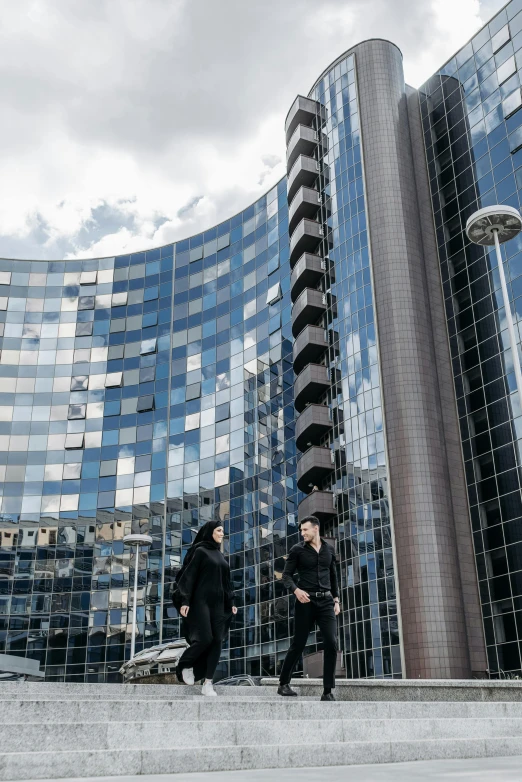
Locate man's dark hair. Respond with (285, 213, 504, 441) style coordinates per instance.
(299, 515, 320, 529)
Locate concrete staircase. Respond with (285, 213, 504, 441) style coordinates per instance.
(1, 679, 522, 780)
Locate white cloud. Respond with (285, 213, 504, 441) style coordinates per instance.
(402, 0, 484, 86)
(0, 0, 507, 260)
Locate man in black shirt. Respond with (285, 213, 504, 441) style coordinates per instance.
(278, 515, 340, 701)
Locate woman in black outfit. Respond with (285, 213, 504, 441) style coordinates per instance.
(175, 520, 236, 696)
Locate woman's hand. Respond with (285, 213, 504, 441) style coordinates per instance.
(180, 605, 190, 617)
(232, 606, 238, 615)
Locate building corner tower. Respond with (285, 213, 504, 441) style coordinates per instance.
(286, 38, 487, 679)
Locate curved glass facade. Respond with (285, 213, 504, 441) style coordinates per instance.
(421, 0, 522, 676)
(0, 178, 302, 682)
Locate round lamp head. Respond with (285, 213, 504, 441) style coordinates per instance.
(466, 205, 522, 246)
(123, 533, 153, 547)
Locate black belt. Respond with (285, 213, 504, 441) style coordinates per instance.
(310, 591, 331, 598)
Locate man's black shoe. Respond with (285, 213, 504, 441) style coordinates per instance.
(321, 692, 336, 701)
(277, 683, 297, 697)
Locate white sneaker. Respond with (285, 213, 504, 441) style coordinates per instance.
(181, 668, 195, 685)
(201, 681, 217, 697)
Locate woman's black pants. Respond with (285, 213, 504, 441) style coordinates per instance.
(177, 602, 226, 681)
(279, 595, 338, 689)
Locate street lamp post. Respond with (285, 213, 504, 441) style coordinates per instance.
(123, 533, 153, 660)
(466, 205, 522, 407)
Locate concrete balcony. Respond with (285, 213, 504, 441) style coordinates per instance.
(286, 125, 326, 172)
(285, 95, 326, 144)
(291, 253, 326, 302)
(292, 287, 326, 337)
(294, 363, 331, 413)
(289, 219, 323, 267)
(298, 490, 336, 523)
(295, 403, 333, 452)
(288, 187, 321, 234)
(287, 155, 320, 203)
(286, 125, 318, 171)
(297, 446, 334, 492)
(293, 325, 327, 375)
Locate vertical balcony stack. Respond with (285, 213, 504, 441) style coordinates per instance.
(285, 95, 335, 525)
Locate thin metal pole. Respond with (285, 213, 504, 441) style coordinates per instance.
(130, 545, 139, 660)
(493, 229, 522, 409)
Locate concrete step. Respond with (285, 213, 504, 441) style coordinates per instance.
(4, 677, 522, 701)
(259, 677, 522, 701)
(3, 680, 522, 780)
(2, 736, 522, 781)
(3, 697, 522, 723)
(2, 717, 522, 752)
(0, 683, 275, 700)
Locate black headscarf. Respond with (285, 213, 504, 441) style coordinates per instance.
(175, 521, 222, 584)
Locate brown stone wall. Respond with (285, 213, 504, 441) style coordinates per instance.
(354, 39, 486, 677)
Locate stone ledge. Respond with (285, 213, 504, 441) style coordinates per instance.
(260, 678, 522, 701)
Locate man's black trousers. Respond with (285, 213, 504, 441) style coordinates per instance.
(279, 595, 338, 689)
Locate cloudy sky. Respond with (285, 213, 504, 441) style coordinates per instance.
(0, 0, 506, 260)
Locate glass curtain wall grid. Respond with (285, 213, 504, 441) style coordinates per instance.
(420, 0, 522, 676)
(0, 179, 301, 682)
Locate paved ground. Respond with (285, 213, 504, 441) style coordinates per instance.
(19, 755, 522, 782)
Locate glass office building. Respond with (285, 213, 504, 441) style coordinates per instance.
(4, 1, 522, 682)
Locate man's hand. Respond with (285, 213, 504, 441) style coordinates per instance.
(334, 601, 341, 617)
(294, 588, 310, 604)
(232, 606, 238, 615)
(180, 605, 190, 617)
